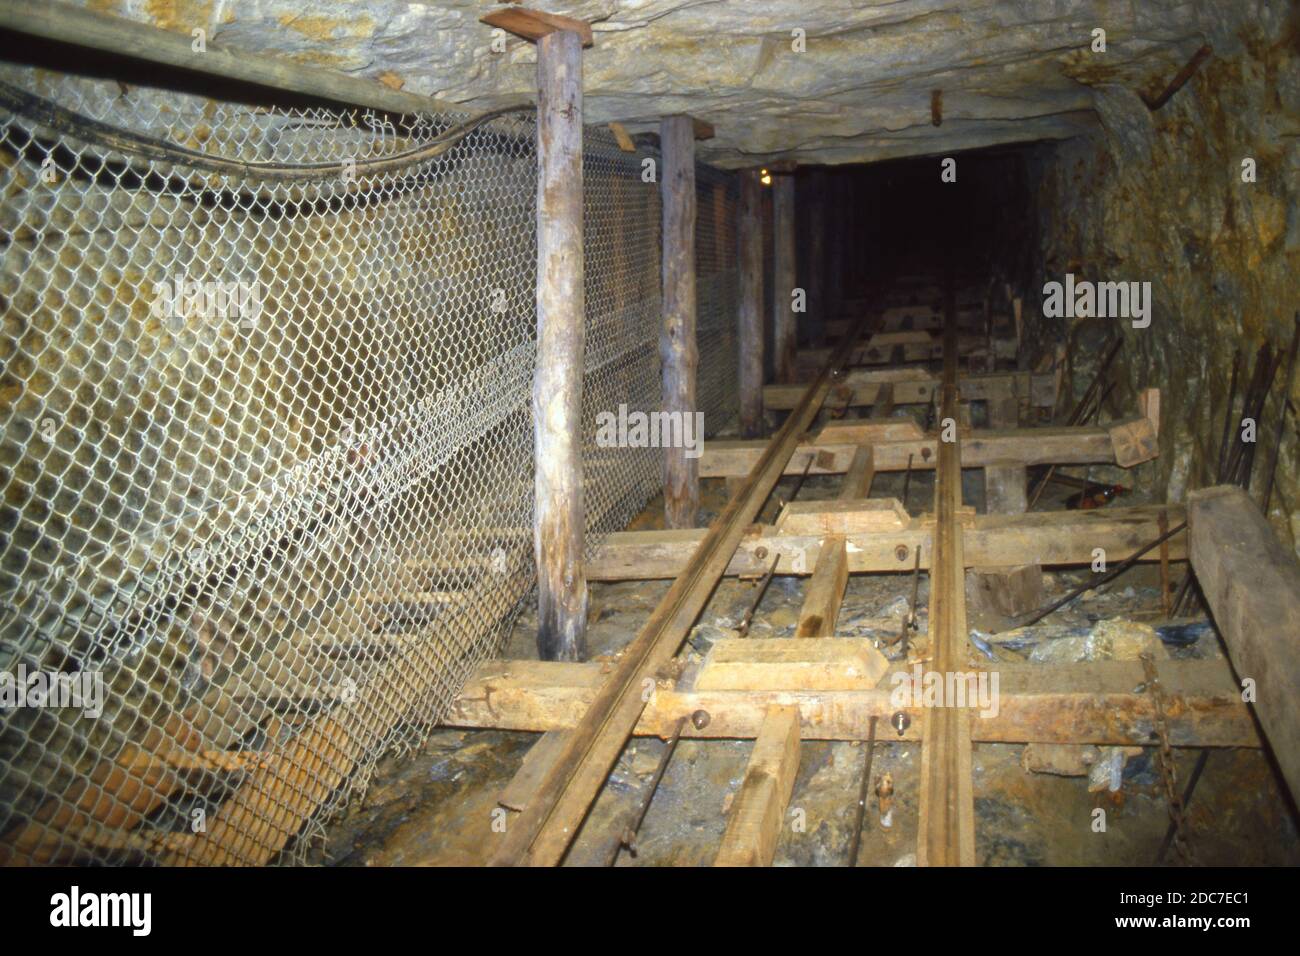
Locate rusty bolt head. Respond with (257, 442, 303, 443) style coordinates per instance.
(921, 447, 932, 461)
(754, 546, 769, 561)
(894, 545, 909, 562)
(691, 709, 711, 730)
(891, 712, 911, 736)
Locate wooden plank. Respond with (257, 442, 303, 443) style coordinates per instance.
(793, 445, 874, 638)
(701, 424, 1119, 477)
(814, 418, 924, 444)
(586, 505, 1187, 580)
(481, 6, 595, 46)
(871, 381, 896, 419)
(795, 537, 848, 636)
(973, 461, 1042, 618)
(714, 705, 801, 866)
(984, 461, 1028, 514)
(661, 114, 699, 528)
(1189, 485, 1300, 801)
(768, 369, 1054, 407)
(499, 731, 571, 812)
(917, 296, 975, 867)
(445, 658, 1258, 748)
(841, 445, 876, 499)
(487, 317, 869, 865)
(607, 122, 636, 152)
(698, 638, 888, 691)
(777, 498, 909, 534)
(533, 28, 589, 660)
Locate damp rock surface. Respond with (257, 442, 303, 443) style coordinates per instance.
(70, 1, 1286, 167)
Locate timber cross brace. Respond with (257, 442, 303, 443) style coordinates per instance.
(2, 0, 1297, 879)
(456, 269, 1228, 869)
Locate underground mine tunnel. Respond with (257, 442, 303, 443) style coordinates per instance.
(0, 0, 1297, 878)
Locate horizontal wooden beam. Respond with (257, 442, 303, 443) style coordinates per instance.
(1189, 485, 1300, 801)
(481, 7, 594, 47)
(445, 657, 1258, 748)
(700, 422, 1134, 477)
(587, 505, 1186, 580)
(764, 370, 1055, 412)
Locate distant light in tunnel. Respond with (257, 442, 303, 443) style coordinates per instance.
(760, 168, 772, 186)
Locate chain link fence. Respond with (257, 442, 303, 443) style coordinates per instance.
(0, 65, 739, 865)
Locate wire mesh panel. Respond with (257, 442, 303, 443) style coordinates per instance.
(0, 64, 736, 865)
(695, 163, 739, 435)
(580, 131, 662, 553)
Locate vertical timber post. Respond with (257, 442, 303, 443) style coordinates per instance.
(772, 170, 797, 383)
(738, 168, 765, 438)
(828, 170, 845, 322)
(661, 114, 699, 528)
(533, 26, 589, 661)
(806, 169, 827, 347)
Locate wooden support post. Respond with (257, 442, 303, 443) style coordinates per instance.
(806, 169, 827, 347)
(714, 704, 802, 866)
(987, 393, 1019, 428)
(772, 172, 797, 383)
(487, 314, 866, 866)
(969, 461, 1043, 620)
(828, 171, 845, 319)
(1188, 485, 1300, 802)
(533, 26, 589, 661)
(661, 115, 699, 529)
(738, 169, 765, 438)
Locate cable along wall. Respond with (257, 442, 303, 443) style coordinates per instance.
(0, 66, 739, 864)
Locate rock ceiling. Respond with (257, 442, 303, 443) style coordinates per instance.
(83, 1, 1271, 166)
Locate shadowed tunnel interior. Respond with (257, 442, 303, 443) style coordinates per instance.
(0, 1, 1296, 876)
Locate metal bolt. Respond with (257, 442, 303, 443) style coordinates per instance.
(891, 711, 911, 736)
(894, 545, 908, 562)
(754, 546, 769, 560)
(691, 709, 711, 730)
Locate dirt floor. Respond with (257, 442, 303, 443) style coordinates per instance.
(307, 470, 1300, 867)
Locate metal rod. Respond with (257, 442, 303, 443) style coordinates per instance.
(774, 449, 817, 510)
(1142, 44, 1213, 111)
(846, 715, 879, 867)
(999, 520, 1188, 631)
(1156, 749, 1210, 864)
(610, 715, 689, 865)
(737, 554, 781, 636)
(884, 545, 921, 654)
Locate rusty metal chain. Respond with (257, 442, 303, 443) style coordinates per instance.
(1141, 653, 1194, 863)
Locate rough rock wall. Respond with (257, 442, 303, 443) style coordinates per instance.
(1027, 11, 1299, 543)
